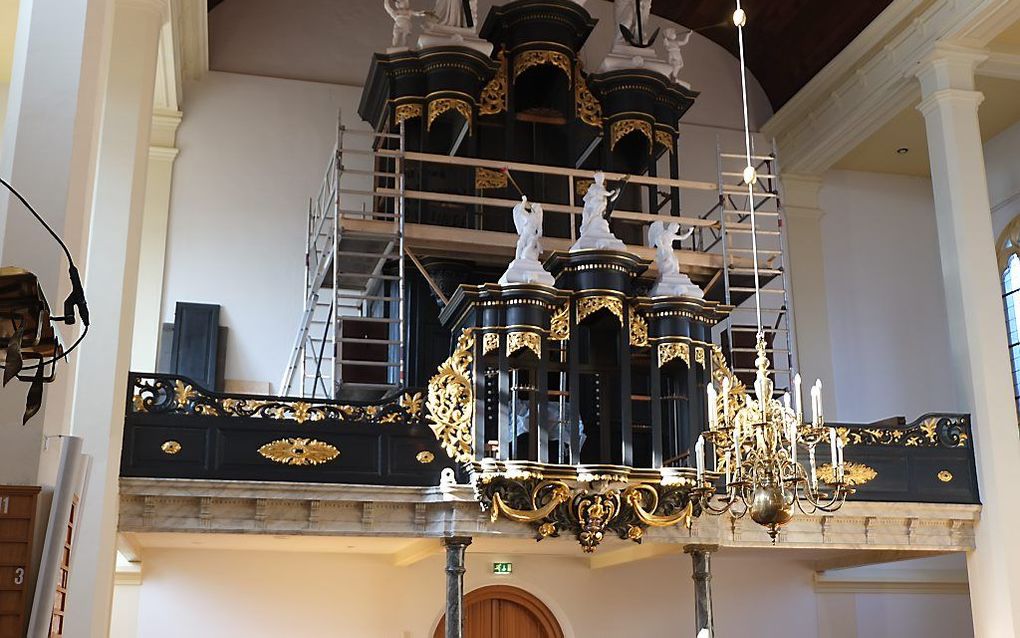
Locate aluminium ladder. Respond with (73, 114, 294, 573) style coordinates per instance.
(281, 115, 406, 400)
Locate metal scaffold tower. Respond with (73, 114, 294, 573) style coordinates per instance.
(713, 140, 797, 392)
(281, 115, 406, 400)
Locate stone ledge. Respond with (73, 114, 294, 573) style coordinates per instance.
(120, 478, 978, 552)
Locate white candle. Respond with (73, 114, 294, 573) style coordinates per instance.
(783, 392, 791, 414)
(794, 373, 803, 423)
(724, 454, 731, 486)
(836, 438, 845, 480)
(810, 386, 819, 427)
(733, 421, 742, 469)
(809, 447, 817, 490)
(707, 384, 717, 430)
(696, 435, 705, 480)
(790, 421, 798, 466)
(816, 380, 824, 423)
(722, 377, 731, 420)
(829, 427, 838, 471)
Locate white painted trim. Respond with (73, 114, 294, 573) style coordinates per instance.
(980, 52, 1020, 81)
(176, 0, 209, 82)
(815, 568, 969, 594)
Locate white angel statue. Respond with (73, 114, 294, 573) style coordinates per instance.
(499, 197, 555, 286)
(384, 0, 427, 49)
(571, 171, 626, 251)
(663, 27, 693, 82)
(647, 220, 703, 298)
(614, 0, 652, 47)
(429, 0, 477, 29)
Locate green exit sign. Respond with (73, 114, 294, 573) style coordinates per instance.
(492, 562, 513, 575)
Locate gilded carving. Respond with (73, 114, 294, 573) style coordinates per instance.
(479, 50, 507, 116)
(695, 347, 706, 369)
(131, 375, 419, 424)
(427, 98, 473, 131)
(574, 66, 602, 128)
(609, 119, 653, 151)
(482, 332, 499, 355)
(550, 302, 570, 341)
(658, 342, 690, 368)
(836, 415, 970, 449)
(654, 129, 675, 152)
(629, 307, 648, 348)
(257, 438, 340, 466)
(394, 103, 423, 126)
(817, 462, 877, 487)
(513, 50, 572, 85)
(475, 167, 508, 190)
(937, 470, 953, 483)
(507, 331, 542, 358)
(416, 450, 435, 464)
(426, 329, 475, 462)
(575, 179, 593, 198)
(160, 440, 181, 455)
(576, 296, 623, 326)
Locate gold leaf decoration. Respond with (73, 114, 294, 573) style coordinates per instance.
(937, 470, 953, 483)
(482, 332, 500, 355)
(629, 307, 648, 347)
(427, 98, 472, 131)
(655, 129, 675, 152)
(575, 65, 602, 128)
(550, 302, 570, 341)
(817, 462, 877, 487)
(576, 296, 623, 325)
(479, 50, 507, 116)
(161, 440, 181, 455)
(258, 438, 339, 466)
(507, 331, 542, 358)
(658, 342, 689, 368)
(426, 329, 475, 462)
(416, 450, 435, 464)
(513, 50, 572, 85)
(575, 179, 594, 198)
(394, 103, 423, 126)
(610, 119, 653, 151)
(695, 347, 706, 369)
(475, 167, 508, 190)
(174, 380, 197, 405)
(399, 392, 424, 418)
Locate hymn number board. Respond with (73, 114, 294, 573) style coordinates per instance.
(0, 485, 40, 637)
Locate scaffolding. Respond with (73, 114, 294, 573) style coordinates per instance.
(280, 117, 406, 400)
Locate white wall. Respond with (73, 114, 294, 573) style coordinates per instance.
(111, 546, 973, 638)
(986, 120, 1020, 236)
(818, 170, 959, 422)
(161, 72, 364, 388)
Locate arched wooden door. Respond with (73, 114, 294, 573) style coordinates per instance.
(434, 585, 564, 638)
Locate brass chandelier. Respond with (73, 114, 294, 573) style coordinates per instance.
(687, 2, 850, 541)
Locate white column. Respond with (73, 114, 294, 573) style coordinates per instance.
(781, 174, 836, 412)
(62, 1, 165, 635)
(0, 0, 113, 482)
(131, 108, 181, 371)
(916, 44, 1020, 637)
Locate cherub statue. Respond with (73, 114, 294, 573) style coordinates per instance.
(647, 220, 702, 298)
(499, 197, 554, 286)
(384, 0, 427, 48)
(663, 27, 693, 82)
(572, 171, 626, 251)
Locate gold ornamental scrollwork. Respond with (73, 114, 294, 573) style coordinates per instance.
(654, 129, 675, 152)
(576, 296, 623, 326)
(426, 328, 475, 463)
(427, 98, 473, 132)
(416, 450, 435, 464)
(490, 480, 572, 523)
(507, 331, 542, 358)
(258, 438, 340, 466)
(482, 332, 499, 355)
(629, 307, 648, 347)
(161, 440, 182, 455)
(658, 342, 690, 368)
(575, 66, 602, 128)
(623, 484, 694, 528)
(475, 167, 508, 190)
(835, 415, 970, 449)
(513, 50, 572, 86)
(479, 50, 507, 116)
(550, 302, 570, 341)
(394, 103, 423, 126)
(610, 119, 653, 151)
(817, 462, 877, 487)
(695, 347, 706, 369)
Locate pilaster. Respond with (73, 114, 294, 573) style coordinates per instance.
(916, 44, 1020, 638)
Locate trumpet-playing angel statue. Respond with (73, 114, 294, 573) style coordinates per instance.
(647, 220, 703, 298)
(498, 196, 555, 286)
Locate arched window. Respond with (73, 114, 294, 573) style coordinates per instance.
(997, 217, 1020, 412)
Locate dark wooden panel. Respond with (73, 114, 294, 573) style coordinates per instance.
(170, 303, 221, 391)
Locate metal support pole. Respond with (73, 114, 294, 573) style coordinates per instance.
(443, 536, 472, 638)
(686, 545, 717, 637)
